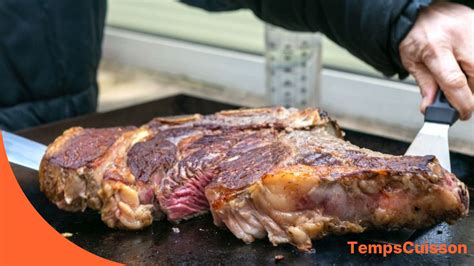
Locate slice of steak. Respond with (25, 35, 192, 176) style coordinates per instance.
(205, 128, 469, 251)
(97, 126, 157, 229)
(39, 126, 135, 212)
(100, 124, 206, 229)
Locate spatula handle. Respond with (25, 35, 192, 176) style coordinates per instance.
(425, 90, 459, 125)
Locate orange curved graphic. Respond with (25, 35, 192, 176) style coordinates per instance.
(0, 131, 122, 266)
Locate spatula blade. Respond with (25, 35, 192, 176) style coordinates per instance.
(405, 122, 451, 172)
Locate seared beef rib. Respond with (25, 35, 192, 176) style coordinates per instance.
(39, 107, 469, 250)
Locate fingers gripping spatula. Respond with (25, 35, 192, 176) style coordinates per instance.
(366, 90, 459, 245)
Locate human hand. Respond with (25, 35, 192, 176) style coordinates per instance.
(399, 2, 474, 120)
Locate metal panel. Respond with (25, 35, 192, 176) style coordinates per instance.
(103, 27, 265, 95)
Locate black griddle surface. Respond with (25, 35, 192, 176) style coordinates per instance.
(12, 94, 474, 265)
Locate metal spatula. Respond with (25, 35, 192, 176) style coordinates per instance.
(405, 90, 459, 171)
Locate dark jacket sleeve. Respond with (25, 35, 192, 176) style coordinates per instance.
(182, 0, 433, 79)
(180, 0, 243, 11)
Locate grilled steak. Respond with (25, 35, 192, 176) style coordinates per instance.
(39, 107, 469, 250)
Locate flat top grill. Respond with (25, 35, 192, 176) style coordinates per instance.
(12, 94, 474, 265)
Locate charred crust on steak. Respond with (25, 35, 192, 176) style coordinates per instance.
(298, 152, 341, 166)
(210, 137, 291, 190)
(49, 127, 135, 169)
(127, 136, 177, 182)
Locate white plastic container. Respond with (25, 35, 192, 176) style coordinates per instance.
(265, 24, 322, 108)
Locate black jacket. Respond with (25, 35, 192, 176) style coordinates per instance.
(0, 0, 106, 131)
(1, 0, 471, 131)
